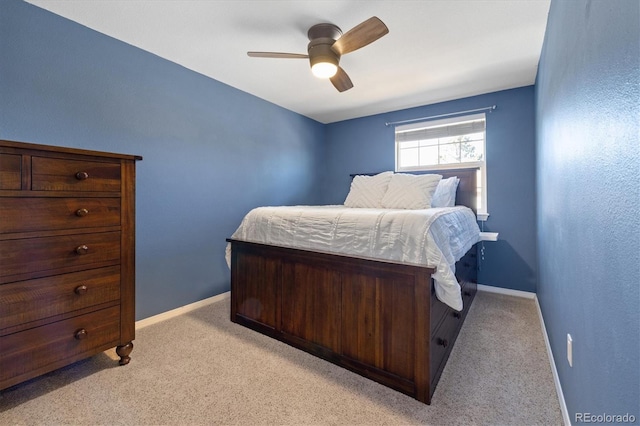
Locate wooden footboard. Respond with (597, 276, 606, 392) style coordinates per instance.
(227, 238, 477, 404)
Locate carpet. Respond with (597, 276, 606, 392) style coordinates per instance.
(0, 291, 562, 425)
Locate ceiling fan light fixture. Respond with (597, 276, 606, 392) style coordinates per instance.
(308, 39, 339, 79)
(311, 61, 338, 79)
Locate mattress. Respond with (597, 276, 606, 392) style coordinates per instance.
(226, 205, 480, 310)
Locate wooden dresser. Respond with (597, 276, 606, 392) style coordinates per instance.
(0, 140, 141, 390)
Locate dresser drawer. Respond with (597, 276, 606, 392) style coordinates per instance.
(0, 197, 120, 234)
(431, 279, 476, 331)
(0, 266, 120, 331)
(0, 231, 120, 283)
(0, 306, 120, 387)
(455, 248, 477, 284)
(460, 280, 476, 309)
(31, 157, 120, 192)
(430, 307, 464, 385)
(0, 153, 22, 190)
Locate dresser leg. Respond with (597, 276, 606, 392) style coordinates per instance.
(116, 342, 134, 365)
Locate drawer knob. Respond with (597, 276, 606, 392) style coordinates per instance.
(74, 285, 88, 295)
(76, 208, 89, 217)
(75, 245, 89, 255)
(463, 290, 472, 297)
(453, 312, 461, 319)
(437, 338, 449, 348)
(74, 328, 88, 340)
(75, 171, 89, 180)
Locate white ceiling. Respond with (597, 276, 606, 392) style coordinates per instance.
(25, 0, 550, 124)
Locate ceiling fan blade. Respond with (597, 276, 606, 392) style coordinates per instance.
(332, 17, 389, 55)
(330, 67, 353, 92)
(247, 52, 309, 59)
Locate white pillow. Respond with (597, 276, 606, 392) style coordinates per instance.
(344, 171, 394, 208)
(431, 177, 460, 207)
(380, 173, 442, 209)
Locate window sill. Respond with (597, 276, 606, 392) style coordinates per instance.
(477, 212, 489, 221)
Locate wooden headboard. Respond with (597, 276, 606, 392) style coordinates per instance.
(350, 168, 478, 214)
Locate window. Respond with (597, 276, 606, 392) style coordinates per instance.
(395, 113, 487, 214)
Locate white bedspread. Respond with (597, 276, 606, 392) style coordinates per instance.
(226, 205, 480, 311)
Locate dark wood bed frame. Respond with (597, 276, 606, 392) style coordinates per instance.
(227, 168, 478, 404)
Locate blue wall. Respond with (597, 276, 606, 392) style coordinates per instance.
(0, 0, 325, 319)
(320, 87, 537, 292)
(536, 0, 639, 421)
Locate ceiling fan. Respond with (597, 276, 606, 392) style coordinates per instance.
(247, 17, 389, 92)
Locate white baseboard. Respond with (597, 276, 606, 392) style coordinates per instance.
(534, 296, 571, 426)
(135, 291, 230, 330)
(477, 283, 536, 299)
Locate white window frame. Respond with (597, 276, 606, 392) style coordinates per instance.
(394, 113, 488, 216)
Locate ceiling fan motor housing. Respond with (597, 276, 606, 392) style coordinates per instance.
(307, 23, 342, 71)
(307, 23, 342, 42)
(308, 38, 339, 69)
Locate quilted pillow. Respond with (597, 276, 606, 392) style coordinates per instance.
(344, 171, 394, 208)
(380, 173, 442, 209)
(431, 176, 460, 207)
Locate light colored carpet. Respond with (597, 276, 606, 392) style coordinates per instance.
(0, 291, 562, 425)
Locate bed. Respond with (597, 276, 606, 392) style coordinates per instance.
(226, 168, 480, 404)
